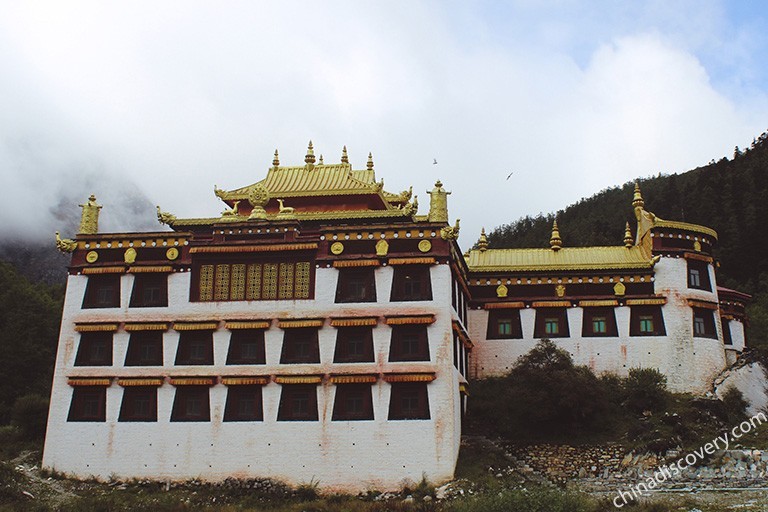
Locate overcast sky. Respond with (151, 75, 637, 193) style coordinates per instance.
(1, 1, 767, 248)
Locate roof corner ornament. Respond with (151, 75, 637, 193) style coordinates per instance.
(650, 254, 661, 267)
(367, 152, 374, 171)
(440, 218, 460, 241)
(632, 181, 645, 220)
(305, 140, 316, 170)
(220, 200, 242, 220)
(550, 219, 562, 251)
(248, 184, 270, 220)
(55, 231, 77, 253)
(624, 222, 634, 248)
(403, 195, 419, 216)
(78, 194, 102, 234)
(477, 227, 488, 252)
(156, 206, 177, 226)
(318, 154, 324, 165)
(214, 185, 226, 199)
(427, 179, 451, 223)
(341, 145, 349, 164)
(273, 149, 280, 169)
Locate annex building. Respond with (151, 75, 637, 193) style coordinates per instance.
(44, 143, 749, 489)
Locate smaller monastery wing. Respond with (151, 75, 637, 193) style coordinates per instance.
(467, 246, 654, 272)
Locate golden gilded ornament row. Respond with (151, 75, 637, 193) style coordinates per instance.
(471, 274, 654, 286)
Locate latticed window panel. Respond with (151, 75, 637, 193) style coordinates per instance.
(231, 264, 246, 300)
(246, 263, 262, 300)
(263, 263, 278, 299)
(214, 264, 231, 300)
(196, 261, 311, 301)
(199, 265, 214, 301)
(295, 262, 311, 299)
(278, 263, 295, 299)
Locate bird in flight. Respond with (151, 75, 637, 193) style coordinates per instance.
(506, 171, 514, 180)
(433, 158, 438, 165)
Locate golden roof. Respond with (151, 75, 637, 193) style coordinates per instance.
(652, 218, 718, 240)
(467, 245, 654, 272)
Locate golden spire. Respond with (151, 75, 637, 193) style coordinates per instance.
(478, 227, 488, 252)
(318, 154, 324, 165)
(624, 222, 634, 247)
(78, 194, 102, 234)
(341, 145, 349, 164)
(550, 219, 562, 251)
(272, 149, 280, 168)
(632, 181, 644, 210)
(367, 152, 374, 171)
(305, 140, 316, 166)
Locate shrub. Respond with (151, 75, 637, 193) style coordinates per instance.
(11, 394, 49, 440)
(622, 368, 668, 413)
(721, 386, 749, 423)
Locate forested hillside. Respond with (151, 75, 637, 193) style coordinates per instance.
(487, 131, 768, 345)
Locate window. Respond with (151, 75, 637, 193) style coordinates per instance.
(129, 274, 168, 307)
(692, 307, 717, 339)
(332, 384, 374, 421)
(223, 385, 263, 421)
(195, 261, 312, 301)
(67, 386, 106, 422)
(74, 332, 113, 366)
(175, 331, 214, 365)
(82, 274, 120, 308)
(226, 330, 266, 365)
(170, 386, 210, 421)
(486, 310, 523, 339)
(687, 260, 711, 291)
(581, 308, 619, 337)
(533, 308, 570, 338)
(722, 320, 733, 345)
(124, 331, 163, 366)
(333, 327, 374, 363)
(391, 266, 432, 301)
(388, 382, 430, 420)
(280, 328, 320, 364)
(119, 386, 157, 422)
(335, 268, 376, 303)
(389, 325, 430, 362)
(630, 306, 666, 336)
(277, 384, 318, 421)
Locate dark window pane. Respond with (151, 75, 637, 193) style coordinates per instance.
(280, 328, 320, 364)
(83, 275, 120, 308)
(226, 330, 266, 365)
(119, 386, 157, 422)
(687, 260, 711, 291)
(332, 384, 374, 421)
(277, 384, 318, 421)
(630, 306, 666, 336)
(68, 386, 107, 422)
(125, 331, 163, 366)
(170, 386, 210, 421)
(534, 308, 570, 338)
(388, 383, 430, 420)
(333, 327, 374, 363)
(175, 331, 214, 365)
(486, 310, 523, 339)
(692, 307, 717, 339)
(223, 385, 263, 421)
(581, 307, 619, 337)
(74, 332, 113, 366)
(389, 325, 430, 362)
(391, 266, 432, 301)
(335, 269, 376, 303)
(130, 274, 168, 308)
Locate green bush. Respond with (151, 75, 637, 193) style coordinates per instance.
(622, 368, 668, 413)
(11, 394, 49, 440)
(721, 386, 749, 423)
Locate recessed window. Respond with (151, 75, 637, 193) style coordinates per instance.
(388, 382, 430, 420)
(175, 331, 214, 365)
(277, 384, 318, 421)
(226, 330, 266, 365)
(391, 266, 432, 301)
(170, 386, 210, 422)
(332, 384, 374, 421)
(722, 319, 733, 345)
(533, 308, 570, 338)
(486, 310, 523, 339)
(130, 274, 168, 307)
(67, 386, 107, 422)
(389, 325, 430, 362)
(692, 307, 717, 339)
(630, 306, 666, 336)
(334, 327, 375, 363)
(74, 332, 113, 366)
(119, 386, 158, 422)
(581, 307, 619, 337)
(687, 260, 711, 291)
(223, 385, 263, 422)
(82, 275, 120, 308)
(280, 328, 320, 364)
(335, 268, 376, 303)
(124, 331, 163, 366)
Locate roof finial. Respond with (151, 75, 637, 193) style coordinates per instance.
(318, 154, 324, 165)
(550, 219, 562, 251)
(478, 227, 488, 252)
(624, 222, 634, 248)
(305, 140, 316, 166)
(341, 145, 349, 164)
(78, 194, 102, 235)
(632, 181, 644, 210)
(273, 149, 280, 168)
(367, 152, 374, 171)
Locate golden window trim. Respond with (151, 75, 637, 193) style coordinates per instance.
(459, 383, 470, 395)
(124, 322, 169, 332)
(388, 257, 437, 265)
(278, 319, 324, 329)
(532, 300, 572, 308)
(169, 377, 216, 386)
(383, 373, 436, 383)
(721, 314, 735, 321)
(384, 315, 435, 325)
(684, 252, 713, 263)
(118, 378, 164, 387)
(626, 298, 667, 306)
(189, 243, 318, 254)
(274, 375, 323, 384)
(330, 317, 378, 327)
(483, 301, 525, 309)
(173, 321, 219, 331)
(225, 320, 271, 330)
(688, 299, 719, 310)
(578, 300, 619, 307)
(329, 374, 378, 384)
(332, 259, 381, 268)
(128, 266, 173, 273)
(74, 323, 119, 333)
(81, 266, 126, 275)
(221, 376, 270, 386)
(68, 378, 112, 386)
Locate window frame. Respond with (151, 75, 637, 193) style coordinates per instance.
(129, 273, 168, 308)
(67, 386, 107, 422)
(335, 268, 377, 303)
(118, 386, 158, 422)
(687, 260, 712, 291)
(74, 332, 113, 366)
(223, 385, 264, 422)
(629, 306, 667, 336)
(389, 325, 430, 362)
(124, 331, 163, 366)
(82, 274, 121, 309)
(388, 382, 430, 420)
(692, 307, 718, 339)
(486, 309, 523, 339)
(170, 386, 211, 422)
(390, 266, 433, 302)
(581, 307, 619, 337)
(333, 326, 375, 363)
(533, 308, 570, 338)
(226, 329, 267, 365)
(332, 383, 374, 421)
(174, 330, 214, 365)
(280, 328, 321, 364)
(277, 384, 319, 421)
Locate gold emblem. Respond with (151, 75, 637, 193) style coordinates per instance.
(613, 282, 626, 296)
(330, 242, 344, 255)
(124, 248, 137, 264)
(693, 240, 701, 252)
(375, 239, 389, 256)
(555, 284, 566, 297)
(418, 240, 432, 253)
(166, 247, 179, 261)
(496, 284, 508, 298)
(85, 251, 99, 263)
